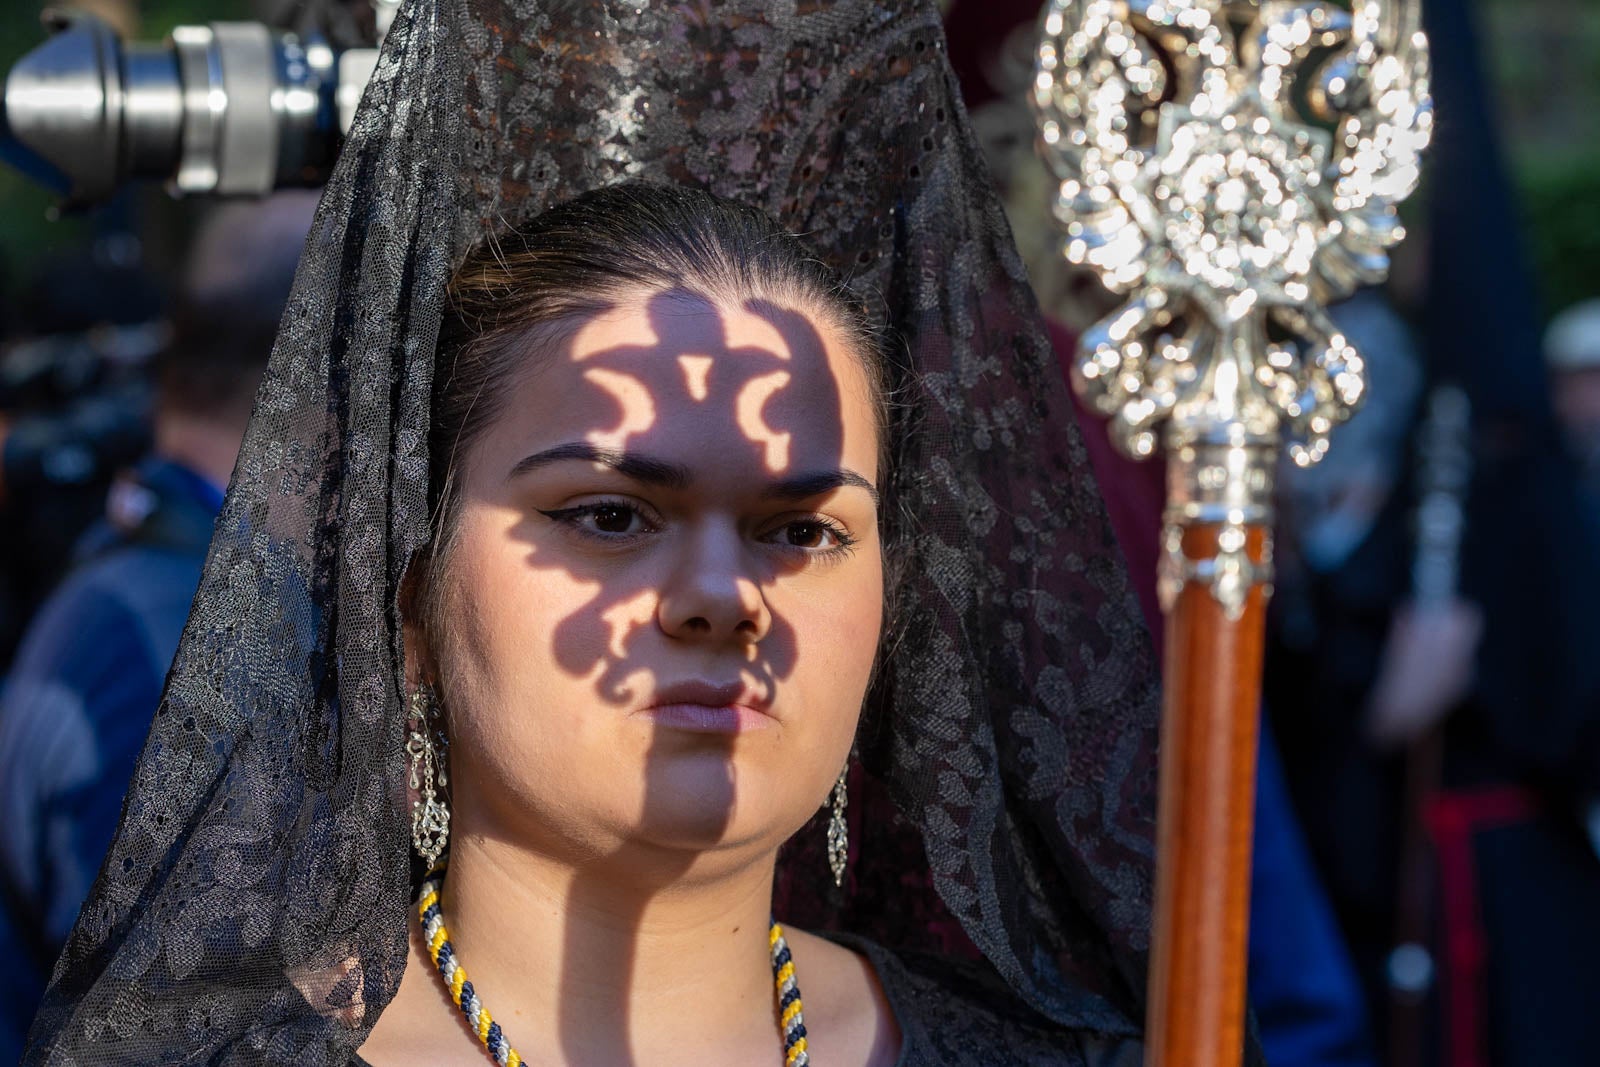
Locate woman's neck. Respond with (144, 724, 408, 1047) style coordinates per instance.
(439, 831, 787, 1065)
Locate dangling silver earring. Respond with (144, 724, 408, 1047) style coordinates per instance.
(826, 764, 849, 888)
(407, 683, 450, 868)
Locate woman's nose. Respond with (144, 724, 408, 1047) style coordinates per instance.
(656, 523, 771, 645)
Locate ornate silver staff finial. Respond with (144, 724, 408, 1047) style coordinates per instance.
(1032, 0, 1432, 618)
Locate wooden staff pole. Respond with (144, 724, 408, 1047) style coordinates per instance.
(1145, 526, 1269, 1067)
(1143, 433, 1276, 1067)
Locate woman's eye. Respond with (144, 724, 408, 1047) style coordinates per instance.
(538, 502, 653, 539)
(590, 504, 638, 534)
(782, 521, 833, 548)
(768, 518, 854, 552)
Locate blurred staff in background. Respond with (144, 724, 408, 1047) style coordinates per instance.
(0, 191, 318, 1062)
(1266, 3, 1600, 1067)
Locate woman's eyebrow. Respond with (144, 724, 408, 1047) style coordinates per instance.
(508, 442, 692, 489)
(510, 442, 877, 505)
(763, 470, 879, 507)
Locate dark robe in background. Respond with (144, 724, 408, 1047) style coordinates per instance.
(1267, 3, 1600, 1065)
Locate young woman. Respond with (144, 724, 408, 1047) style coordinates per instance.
(360, 182, 901, 1065)
(28, 3, 1179, 1064)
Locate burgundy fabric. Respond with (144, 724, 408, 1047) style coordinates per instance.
(1424, 786, 1541, 1067)
(943, 0, 1048, 110)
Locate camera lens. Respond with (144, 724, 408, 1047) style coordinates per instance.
(3, 10, 343, 204)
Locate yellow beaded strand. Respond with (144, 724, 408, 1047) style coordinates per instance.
(417, 875, 522, 1067)
(419, 871, 808, 1066)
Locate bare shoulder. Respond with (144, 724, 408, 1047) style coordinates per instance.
(782, 926, 903, 1067)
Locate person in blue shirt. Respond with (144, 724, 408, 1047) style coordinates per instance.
(0, 192, 317, 1060)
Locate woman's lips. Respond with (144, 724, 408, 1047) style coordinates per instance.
(639, 681, 775, 734)
(643, 703, 774, 734)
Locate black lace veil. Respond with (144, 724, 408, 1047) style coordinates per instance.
(28, 2, 1160, 1061)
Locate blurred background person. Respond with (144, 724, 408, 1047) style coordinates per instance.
(0, 192, 317, 1060)
(0, 251, 162, 660)
(1267, 3, 1600, 1067)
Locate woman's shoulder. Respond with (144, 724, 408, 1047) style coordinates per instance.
(820, 932, 1144, 1067)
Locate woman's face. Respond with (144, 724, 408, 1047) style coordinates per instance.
(417, 288, 883, 871)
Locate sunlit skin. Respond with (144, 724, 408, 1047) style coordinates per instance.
(361, 290, 898, 1066)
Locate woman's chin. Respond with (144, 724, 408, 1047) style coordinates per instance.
(604, 756, 801, 861)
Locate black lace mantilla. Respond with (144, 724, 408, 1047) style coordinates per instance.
(28, 2, 1162, 1062)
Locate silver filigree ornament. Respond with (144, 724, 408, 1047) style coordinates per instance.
(1033, 0, 1431, 616)
(1034, 0, 1433, 464)
(408, 684, 451, 868)
(826, 765, 848, 889)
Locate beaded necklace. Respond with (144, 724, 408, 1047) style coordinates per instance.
(417, 870, 812, 1066)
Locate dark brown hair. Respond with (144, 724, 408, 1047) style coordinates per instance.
(427, 180, 889, 557)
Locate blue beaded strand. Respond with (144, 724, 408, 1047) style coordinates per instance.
(420, 869, 810, 1065)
